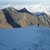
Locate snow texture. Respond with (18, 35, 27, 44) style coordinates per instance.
(0, 25, 50, 50)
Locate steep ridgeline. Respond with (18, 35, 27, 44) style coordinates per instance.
(0, 7, 50, 28)
(33, 12, 50, 27)
(0, 10, 12, 28)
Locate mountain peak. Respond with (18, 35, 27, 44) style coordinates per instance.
(6, 7, 15, 10)
(17, 7, 33, 15)
(22, 8, 28, 11)
(18, 7, 28, 12)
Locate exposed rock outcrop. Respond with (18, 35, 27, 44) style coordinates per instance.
(0, 7, 50, 28)
(0, 10, 12, 28)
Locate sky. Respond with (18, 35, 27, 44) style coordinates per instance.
(0, 0, 50, 5)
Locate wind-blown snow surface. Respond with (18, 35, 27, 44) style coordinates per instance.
(0, 25, 50, 50)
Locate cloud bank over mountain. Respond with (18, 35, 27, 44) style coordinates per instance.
(0, 3, 50, 15)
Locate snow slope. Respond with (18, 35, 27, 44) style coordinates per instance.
(0, 25, 50, 50)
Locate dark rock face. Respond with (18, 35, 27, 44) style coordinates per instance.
(0, 10, 12, 28)
(0, 7, 50, 28)
(2, 8, 21, 28)
(17, 8, 33, 15)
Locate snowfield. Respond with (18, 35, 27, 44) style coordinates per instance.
(0, 25, 50, 50)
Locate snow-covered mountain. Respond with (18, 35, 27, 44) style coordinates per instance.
(0, 25, 50, 50)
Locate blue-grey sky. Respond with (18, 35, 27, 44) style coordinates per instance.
(0, 0, 50, 5)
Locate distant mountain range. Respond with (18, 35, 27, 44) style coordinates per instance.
(0, 7, 50, 28)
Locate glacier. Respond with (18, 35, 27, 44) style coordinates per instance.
(0, 25, 50, 50)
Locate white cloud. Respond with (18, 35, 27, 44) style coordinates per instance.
(0, 4, 12, 9)
(14, 3, 50, 15)
(0, 3, 50, 15)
